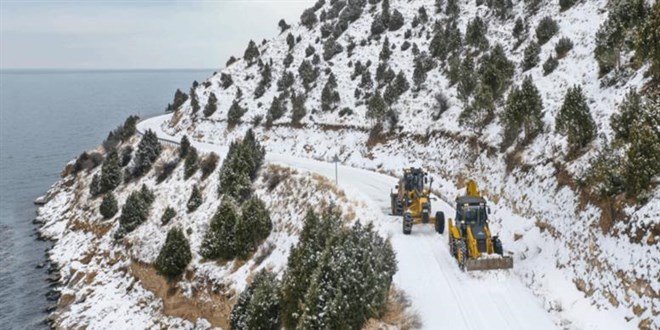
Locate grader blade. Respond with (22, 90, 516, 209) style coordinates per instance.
(464, 256, 513, 271)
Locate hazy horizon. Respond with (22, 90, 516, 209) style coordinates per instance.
(0, 0, 314, 70)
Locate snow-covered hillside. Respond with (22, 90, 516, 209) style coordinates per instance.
(156, 0, 659, 329)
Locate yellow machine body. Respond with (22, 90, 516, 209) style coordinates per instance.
(390, 168, 444, 235)
(446, 180, 513, 271)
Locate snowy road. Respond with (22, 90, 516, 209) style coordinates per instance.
(138, 115, 559, 330)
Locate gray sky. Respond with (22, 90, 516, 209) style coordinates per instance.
(0, 0, 313, 69)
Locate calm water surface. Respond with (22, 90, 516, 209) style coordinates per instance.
(0, 69, 210, 329)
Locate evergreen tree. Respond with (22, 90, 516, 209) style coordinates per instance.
(286, 33, 295, 51)
(478, 44, 515, 101)
(220, 73, 233, 89)
(559, 0, 576, 12)
(190, 88, 200, 114)
(100, 192, 118, 219)
(283, 53, 294, 68)
(323, 37, 343, 61)
(360, 69, 374, 90)
(459, 83, 495, 131)
(370, 14, 387, 35)
(543, 55, 559, 75)
(230, 270, 281, 330)
(384, 70, 410, 104)
(501, 76, 544, 147)
(200, 152, 219, 180)
(179, 135, 191, 158)
(412, 52, 435, 89)
(435, 0, 444, 13)
(623, 102, 660, 197)
(305, 45, 315, 57)
(512, 17, 526, 41)
(227, 99, 247, 128)
(266, 94, 287, 125)
(522, 41, 541, 71)
(381, 0, 391, 24)
(140, 184, 155, 205)
(89, 174, 101, 196)
(388, 9, 404, 31)
(166, 89, 188, 112)
(242, 196, 272, 243)
(277, 71, 295, 91)
(118, 191, 150, 233)
(203, 92, 218, 117)
(120, 146, 133, 167)
(133, 130, 162, 178)
(555, 85, 596, 153)
(155, 227, 192, 279)
(184, 147, 199, 179)
(379, 37, 391, 62)
(466, 16, 489, 51)
(100, 151, 121, 194)
(300, 8, 318, 29)
(161, 206, 176, 225)
(290, 92, 307, 125)
(536, 16, 559, 45)
(635, 2, 660, 79)
(280, 210, 341, 329)
(555, 37, 573, 58)
(298, 60, 319, 91)
(278, 19, 291, 33)
(487, 0, 513, 20)
(366, 91, 388, 123)
(254, 64, 272, 99)
(457, 55, 477, 101)
(187, 184, 203, 212)
(200, 197, 239, 260)
(244, 40, 260, 65)
(321, 73, 340, 112)
(445, 0, 460, 19)
(611, 89, 642, 142)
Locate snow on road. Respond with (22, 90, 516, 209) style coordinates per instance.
(139, 115, 559, 330)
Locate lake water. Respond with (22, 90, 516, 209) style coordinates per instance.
(0, 69, 210, 329)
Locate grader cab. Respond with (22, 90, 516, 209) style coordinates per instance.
(390, 168, 444, 235)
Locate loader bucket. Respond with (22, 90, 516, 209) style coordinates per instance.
(464, 256, 513, 271)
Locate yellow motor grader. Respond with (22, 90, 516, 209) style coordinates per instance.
(390, 168, 445, 235)
(439, 180, 513, 271)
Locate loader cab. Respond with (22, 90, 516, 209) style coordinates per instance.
(455, 196, 489, 227)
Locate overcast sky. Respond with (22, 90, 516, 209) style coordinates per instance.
(0, 0, 313, 69)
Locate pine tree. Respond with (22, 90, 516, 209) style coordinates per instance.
(277, 71, 295, 91)
(200, 197, 239, 260)
(286, 33, 295, 51)
(184, 147, 199, 179)
(412, 52, 435, 89)
(512, 17, 526, 41)
(501, 76, 544, 147)
(290, 92, 307, 125)
(266, 94, 286, 125)
(200, 152, 219, 180)
(611, 89, 642, 142)
(119, 191, 150, 233)
(388, 9, 404, 31)
(89, 174, 101, 196)
(230, 270, 281, 330)
(384, 70, 410, 104)
(187, 184, 203, 212)
(559, 0, 576, 12)
(360, 69, 374, 90)
(543, 55, 559, 75)
(635, 2, 660, 79)
(133, 130, 162, 178)
(536, 16, 559, 45)
(283, 53, 294, 68)
(190, 88, 200, 114)
(227, 99, 247, 129)
(445, 0, 460, 19)
(220, 73, 233, 89)
(300, 8, 318, 29)
(244, 40, 260, 65)
(366, 91, 388, 123)
(478, 44, 514, 101)
(457, 55, 477, 101)
(466, 16, 489, 51)
(459, 83, 495, 131)
(555, 37, 573, 59)
(379, 37, 391, 62)
(280, 210, 341, 328)
(522, 41, 541, 71)
(100, 151, 121, 194)
(203, 92, 218, 117)
(278, 19, 291, 33)
(161, 206, 176, 225)
(179, 135, 191, 158)
(555, 85, 596, 153)
(623, 102, 660, 197)
(167, 89, 188, 112)
(323, 37, 343, 61)
(155, 227, 192, 279)
(321, 73, 340, 112)
(298, 60, 319, 91)
(242, 196, 272, 243)
(100, 192, 118, 219)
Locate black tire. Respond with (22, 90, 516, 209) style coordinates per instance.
(493, 236, 503, 255)
(403, 213, 412, 235)
(422, 211, 429, 224)
(435, 211, 445, 234)
(390, 194, 397, 215)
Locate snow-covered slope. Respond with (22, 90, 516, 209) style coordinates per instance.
(157, 0, 658, 329)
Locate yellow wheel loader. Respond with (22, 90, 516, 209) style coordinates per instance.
(390, 168, 445, 235)
(439, 180, 513, 271)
